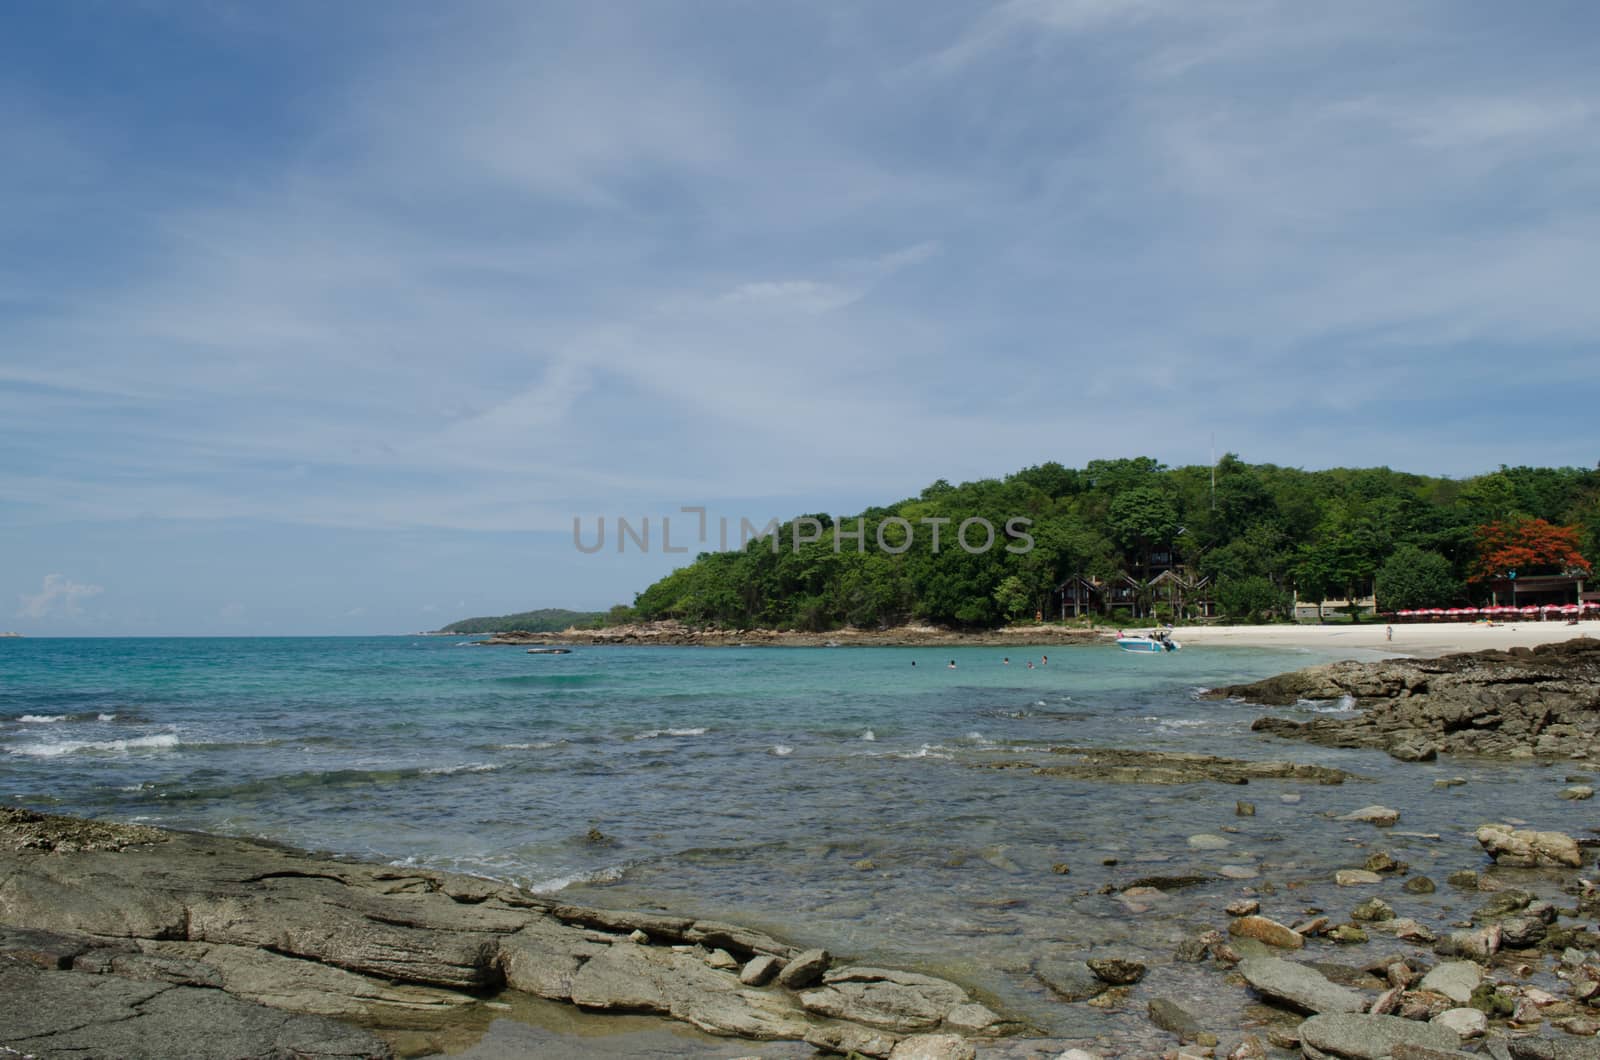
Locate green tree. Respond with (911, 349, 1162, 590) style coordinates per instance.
(993, 575, 1032, 621)
(1217, 576, 1291, 623)
(1374, 545, 1460, 611)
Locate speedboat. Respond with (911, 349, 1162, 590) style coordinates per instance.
(1116, 633, 1180, 653)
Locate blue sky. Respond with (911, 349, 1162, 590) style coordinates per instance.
(3, 1, 1599, 635)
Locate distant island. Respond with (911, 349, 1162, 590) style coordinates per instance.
(0, 632, 21, 638)
(435, 608, 604, 635)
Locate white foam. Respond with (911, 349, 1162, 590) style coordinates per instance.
(631, 727, 709, 740)
(6, 732, 180, 757)
(527, 865, 624, 893)
(497, 741, 562, 750)
(1159, 718, 1209, 729)
(17, 715, 67, 724)
(861, 729, 876, 742)
(420, 762, 500, 775)
(98, 713, 117, 722)
(771, 744, 793, 756)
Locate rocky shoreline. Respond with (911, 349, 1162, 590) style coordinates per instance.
(1203, 637, 1600, 762)
(469, 620, 1109, 648)
(0, 807, 1016, 1059)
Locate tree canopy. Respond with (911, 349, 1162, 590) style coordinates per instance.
(604, 458, 1600, 629)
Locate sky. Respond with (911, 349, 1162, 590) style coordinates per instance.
(3, 1, 1599, 635)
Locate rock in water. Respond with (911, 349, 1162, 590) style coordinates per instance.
(1086, 957, 1146, 985)
(1148, 998, 1204, 1041)
(1475, 823, 1584, 867)
(1417, 961, 1481, 1004)
(1339, 806, 1401, 827)
(1237, 957, 1367, 1014)
(1296, 1012, 1461, 1058)
(1336, 870, 1384, 886)
(1229, 915, 1304, 950)
(1208, 638, 1600, 760)
(1034, 958, 1108, 1001)
(1430, 1007, 1487, 1039)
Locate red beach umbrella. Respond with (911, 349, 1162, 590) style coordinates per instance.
(1519, 605, 1539, 615)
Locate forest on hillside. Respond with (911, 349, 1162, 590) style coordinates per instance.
(616, 457, 1599, 630)
(438, 608, 604, 634)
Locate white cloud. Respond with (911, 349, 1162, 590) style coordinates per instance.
(18, 574, 104, 619)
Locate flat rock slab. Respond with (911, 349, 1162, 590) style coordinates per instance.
(1238, 957, 1367, 1015)
(0, 807, 1000, 1056)
(1298, 1012, 1462, 1059)
(1417, 962, 1481, 1005)
(0, 962, 391, 1059)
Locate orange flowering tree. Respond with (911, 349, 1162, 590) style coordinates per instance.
(1469, 518, 1592, 582)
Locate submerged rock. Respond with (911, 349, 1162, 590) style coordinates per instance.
(1237, 957, 1367, 1014)
(979, 746, 1351, 785)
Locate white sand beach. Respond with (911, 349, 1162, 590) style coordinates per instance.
(1171, 620, 1599, 659)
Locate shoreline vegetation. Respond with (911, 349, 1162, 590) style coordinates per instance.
(470, 617, 1600, 659)
(6, 640, 1600, 1057)
(447, 458, 1600, 637)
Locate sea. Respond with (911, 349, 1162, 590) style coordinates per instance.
(1, 636, 1590, 1048)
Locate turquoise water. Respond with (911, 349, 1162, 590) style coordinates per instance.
(1, 637, 1589, 1042)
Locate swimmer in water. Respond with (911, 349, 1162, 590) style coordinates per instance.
(947, 659, 957, 669)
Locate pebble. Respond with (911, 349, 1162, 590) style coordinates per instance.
(1335, 869, 1384, 886)
(1235, 800, 1256, 816)
(1218, 865, 1258, 880)
(1402, 875, 1436, 894)
(1225, 899, 1260, 917)
(1560, 785, 1594, 800)
(1188, 834, 1230, 850)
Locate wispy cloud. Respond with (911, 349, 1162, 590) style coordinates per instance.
(2, 1, 1600, 629)
(17, 574, 103, 619)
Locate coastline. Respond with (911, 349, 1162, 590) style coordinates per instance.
(472, 619, 1600, 659)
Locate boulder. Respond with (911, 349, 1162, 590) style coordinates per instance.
(1237, 957, 1367, 1014)
(1475, 823, 1584, 867)
(1296, 1012, 1461, 1059)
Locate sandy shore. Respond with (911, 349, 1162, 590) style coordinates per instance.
(1170, 620, 1598, 659)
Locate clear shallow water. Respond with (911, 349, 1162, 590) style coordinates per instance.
(2, 637, 1593, 1044)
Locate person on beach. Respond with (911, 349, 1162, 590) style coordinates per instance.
(1386, 625, 1393, 642)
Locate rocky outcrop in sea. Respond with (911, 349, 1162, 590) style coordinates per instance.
(1204, 637, 1600, 761)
